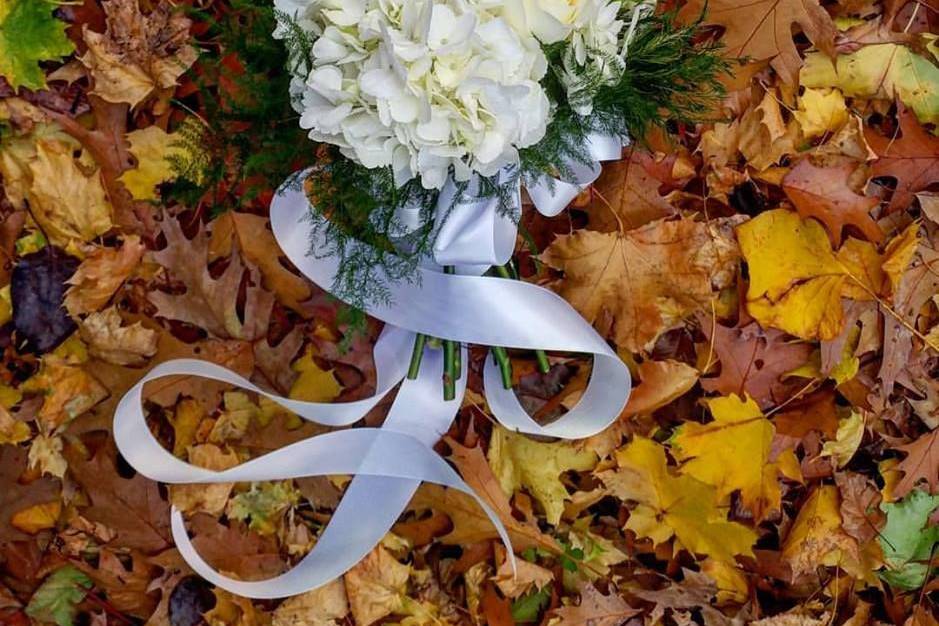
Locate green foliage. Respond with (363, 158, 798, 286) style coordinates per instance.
(25, 566, 93, 626)
(522, 11, 729, 184)
(0, 0, 74, 90)
(879, 489, 939, 590)
(165, 0, 310, 216)
(511, 587, 551, 622)
(303, 150, 437, 306)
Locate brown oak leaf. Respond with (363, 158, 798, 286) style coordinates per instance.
(782, 159, 882, 244)
(700, 318, 814, 410)
(542, 216, 744, 352)
(551, 584, 640, 626)
(866, 107, 939, 213)
(680, 0, 837, 85)
(65, 442, 171, 553)
(209, 212, 314, 314)
(893, 430, 939, 498)
(149, 213, 273, 341)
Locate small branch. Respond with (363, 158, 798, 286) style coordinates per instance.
(494, 263, 551, 374)
(491, 347, 514, 389)
(407, 334, 427, 380)
(443, 266, 458, 401)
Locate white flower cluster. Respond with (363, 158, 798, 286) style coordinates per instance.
(276, 0, 628, 190)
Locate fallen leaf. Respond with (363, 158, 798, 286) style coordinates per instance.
(737, 209, 884, 340)
(169, 444, 239, 516)
(492, 546, 553, 599)
(488, 426, 597, 525)
(0, 0, 74, 90)
(209, 212, 313, 313)
(79, 307, 158, 366)
(865, 107, 939, 213)
(802, 45, 939, 126)
(118, 126, 184, 201)
(670, 394, 787, 522)
(598, 437, 757, 563)
(587, 151, 675, 232)
(621, 359, 699, 417)
(680, 0, 836, 84)
(820, 410, 865, 468)
(892, 430, 939, 499)
(149, 213, 273, 341)
(700, 317, 814, 409)
(187, 514, 285, 581)
(79, 0, 198, 108)
(25, 566, 92, 626)
(542, 216, 744, 352)
(878, 489, 939, 590)
(344, 544, 411, 626)
(27, 140, 113, 246)
(65, 443, 171, 553)
(65, 235, 146, 316)
(0, 446, 61, 543)
(225, 481, 299, 536)
(272, 579, 349, 626)
(12, 247, 79, 354)
(28, 433, 67, 479)
(737, 90, 801, 170)
(782, 159, 882, 244)
(288, 349, 343, 403)
(10, 501, 61, 534)
(782, 486, 860, 578)
(23, 359, 108, 429)
(550, 583, 640, 626)
(793, 88, 849, 139)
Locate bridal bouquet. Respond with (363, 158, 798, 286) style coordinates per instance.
(273, 0, 725, 293)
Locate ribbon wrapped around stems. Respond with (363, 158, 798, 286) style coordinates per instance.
(113, 135, 632, 599)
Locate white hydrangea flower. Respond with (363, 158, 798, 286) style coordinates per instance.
(500, 0, 629, 116)
(276, 0, 551, 190)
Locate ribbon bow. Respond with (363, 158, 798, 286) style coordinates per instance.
(113, 137, 631, 599)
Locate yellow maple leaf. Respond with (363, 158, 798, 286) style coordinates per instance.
(487, 426, 597, 525)
(793, 88, 849, 139)
(27, 140, 113, 246)
(118, 126, 185, 201)
(670, 395, 787, 522)
(289, 349, 343, 403)
(598, 437, 757, 563)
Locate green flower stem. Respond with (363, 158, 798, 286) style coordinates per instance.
(443, 266, 458, 401)
(494, 263, 551, 374)
(407, 333, 427, 380)
(491, 346, 514, 389)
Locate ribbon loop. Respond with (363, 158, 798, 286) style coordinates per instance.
(112, 171, 631, 599)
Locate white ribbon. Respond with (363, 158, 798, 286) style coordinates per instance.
(112, 157, 632, 598)
(425, 132, 625, 267)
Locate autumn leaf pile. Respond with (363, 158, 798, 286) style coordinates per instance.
(1, 0, 939, 626)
